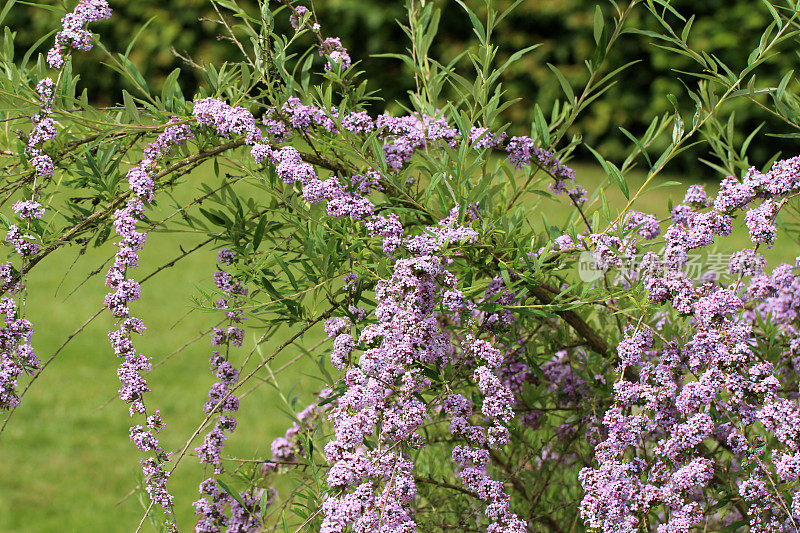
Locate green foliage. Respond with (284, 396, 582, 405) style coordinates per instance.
(8, 0, 800, 172)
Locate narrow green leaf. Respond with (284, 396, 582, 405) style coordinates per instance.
(760, 0, 782, 26)
(454, 0, 486, 43)
(0, 0, 17, 27)
(253, 215, 268, 252)
(217, 480, 248, 509)
(547, 63, 575, 104)
(608, 162, 629, 199)
(275, 255, 299, 291)
(124, 16, 157, 58)
(161, 67, 181, 105)
(593, 5, 604, 45)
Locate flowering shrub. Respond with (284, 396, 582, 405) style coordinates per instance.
(3, 0, 800, 531)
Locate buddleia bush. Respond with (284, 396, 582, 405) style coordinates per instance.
(3, 0, 800, 531)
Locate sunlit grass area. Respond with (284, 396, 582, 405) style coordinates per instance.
(0, 159, 795, 531)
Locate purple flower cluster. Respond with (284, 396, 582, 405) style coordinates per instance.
(0, 287, 39, 411)
(104, 118, 193, 519)
(320, 37, 352, 71)
(624, 210, 661, 240)
(581, 157, 800, 532)
(12, 201, 45, 221)
(469, 126, 508, 149)
(194, 478, 271, 533)
(126, 120, 193, 203)
(265, 393, 328, 471)
(729, 248, 766, 276)
(134, 412, 174, 512)
(506, 136, 587, 202)
(193, 262, 254, 531)
(446, 338, 527, 531)
(711, 158, 800, 248)
(321, 254, 456, 532)
(281, 97, 337, 133)
(377, 112, 458, 170)
(314, 216, 525, 530)
(46, 0, 111, 69)
(194, 267, 247, 471)
(0, 86, 52, 407)
(201, 97, 380, 223)
(289, 6, 309, 30)
(21, 76, 58, 186)
(6, 225, 40, 257)
(192, 97, 380, 225)
(193, 98, 262, 145)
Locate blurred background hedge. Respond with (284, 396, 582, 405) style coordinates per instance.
(11, 0, 799, 174)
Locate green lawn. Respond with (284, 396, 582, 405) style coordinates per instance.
(0, 161, 795, 531)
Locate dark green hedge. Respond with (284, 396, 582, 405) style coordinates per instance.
(9, 0, 798, 172)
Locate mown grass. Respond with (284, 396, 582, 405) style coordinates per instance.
(0, 161, 795, 531)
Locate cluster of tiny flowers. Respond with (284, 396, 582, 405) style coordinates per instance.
(445, 337, 527, 532)
(193, 478, 271, 533)
(317, 214, 529, 531)
(191, 95, 384, 225)
(12, 200, 45, 221)
(193, 98, 262, 145)
(127, 119, 193, 202)
(434, 271, 532, 531)
(11, 75, 59, 264)
(6, 225, 40, 257)
(320, 254, 455, 532)
(194, 257, 252, 531)
(46, 0, 111, 69)
(104, 118, 193, 520)
(506, 136, 587, 202)
(26, 78, 57, 179)
(581, 156, 800, 532)
(543, 207, 661, 281)
(106, 119, 194, 411)
(377, 113, 459, 170)
(242, 101, 385, 223)
(289, 5, 310, 30)
(5, 1, 112, 416)
(729, 248, 766, 276)
(320, 37, 352, 70)
(469, 126, 508, 150)
(540, 349, 588, 407)
(134, 412, 175, 515)
(311, 207, 502, 531)
(0, 267, 39, 410)
(714, 158, 800, 247)
(265, 390, 329, 470)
